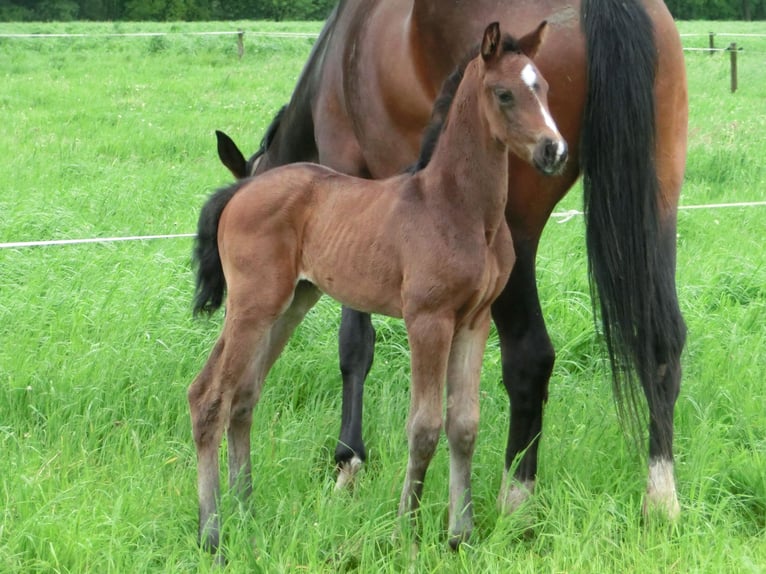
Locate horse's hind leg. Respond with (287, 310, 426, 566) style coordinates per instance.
(643, 23, 688, 519)
(226, 282, 322, 501)
(335, 307, 375, 490)
(444, 312, 490, 548)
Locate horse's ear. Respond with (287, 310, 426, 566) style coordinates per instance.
(481, 22, 501, 61)
(518, 20, 548, 60)
(216, 130, 248, 179)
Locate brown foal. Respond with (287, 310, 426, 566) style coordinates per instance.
(189, 21, 566, 552)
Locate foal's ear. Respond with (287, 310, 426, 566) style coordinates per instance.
(518, 20, 548, 60)
(481, 22, 502, 61)
(215, 130, 248, 179)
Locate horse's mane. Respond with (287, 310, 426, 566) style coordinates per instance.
(408, 34, 523, 173)
(249, 104, 287, 166)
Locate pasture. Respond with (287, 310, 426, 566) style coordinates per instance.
(1, 19, 765, 572)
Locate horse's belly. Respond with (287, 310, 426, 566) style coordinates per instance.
(300, 267, 403, 319)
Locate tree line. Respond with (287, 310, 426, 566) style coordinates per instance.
(1, 0, 763, 22)
(666, 0, 765, 19)
(0, 0, 336, 21)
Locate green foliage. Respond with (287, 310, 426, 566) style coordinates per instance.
(666, 0, 766, 19)
(0, 0, 337, 21)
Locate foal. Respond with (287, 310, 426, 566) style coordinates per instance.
(189, 21, 566, 552)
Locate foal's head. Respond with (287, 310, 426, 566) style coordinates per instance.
(479, 22, 568, 176)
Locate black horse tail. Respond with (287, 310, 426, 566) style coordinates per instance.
(580, 0, 686, 431)
(193, 183, 242, 316)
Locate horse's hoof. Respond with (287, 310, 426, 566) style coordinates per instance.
(643, 490, 681, 522)
(643, 459, 680, 521)
(497, 474, 535, 515)
(335, 455, 363, 491)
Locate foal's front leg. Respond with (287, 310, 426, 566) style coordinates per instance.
(398, 312, 454, 532)
(445, 312, 490, 548)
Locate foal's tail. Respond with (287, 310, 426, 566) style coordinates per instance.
(193, 183, 241, 316)
(580, 0, 686, 425)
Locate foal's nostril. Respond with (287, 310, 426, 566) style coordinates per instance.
(534, 138, 568, 175)
(545, 139, 564, 164)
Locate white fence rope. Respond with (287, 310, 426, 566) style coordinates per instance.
(2, 202, 764, 250)
(680, 32, 766, 38)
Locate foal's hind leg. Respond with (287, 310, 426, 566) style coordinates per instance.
(444, 312, 490, 548)
(188, 316, 273, 553)
(226, 282, 322, 501)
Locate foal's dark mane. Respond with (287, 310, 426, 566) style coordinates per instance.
(408, 34, 524, 173)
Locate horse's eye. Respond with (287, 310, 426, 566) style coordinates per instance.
(496, 89, 514, 106)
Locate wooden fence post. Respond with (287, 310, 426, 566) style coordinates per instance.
(237, 30, 244, 59)
(729, 43, 737, 93)
(708, 32, 715, 55)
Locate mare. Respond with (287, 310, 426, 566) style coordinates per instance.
(190, 22, 567, 552)
(217, 0, 688, 519)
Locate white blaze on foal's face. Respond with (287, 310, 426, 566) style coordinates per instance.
(520, 62, 566, 161)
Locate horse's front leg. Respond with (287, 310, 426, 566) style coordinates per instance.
(444, 312, 490, 548)
(490, 247, 555, 513)
(335, 307, 375, 489)
(398, 311, 454, 532)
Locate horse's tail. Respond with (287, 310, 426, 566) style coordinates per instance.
(580, 0, 685, 429)
(193, 183, 241, 316)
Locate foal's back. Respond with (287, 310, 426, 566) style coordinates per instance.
(219, 154, 511, 322)
(218, 162, 412, 317)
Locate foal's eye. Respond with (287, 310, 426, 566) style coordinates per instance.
(495, 89, 514, 106)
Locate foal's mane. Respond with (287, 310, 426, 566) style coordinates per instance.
(408, 34, 524, 174)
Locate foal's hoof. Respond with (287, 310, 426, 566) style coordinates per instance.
(335, 455, 363, 491)
(448, 529, 471, 551)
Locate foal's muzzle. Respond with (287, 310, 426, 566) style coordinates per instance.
(533, 137, 568, 176)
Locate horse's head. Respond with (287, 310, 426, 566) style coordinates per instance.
(479, 21, 568, 176)
(215, 130, 263, 180)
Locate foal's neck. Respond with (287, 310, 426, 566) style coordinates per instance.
(421, 60, 509, 226)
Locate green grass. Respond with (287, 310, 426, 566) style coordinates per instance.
(1, 19, 765, 573)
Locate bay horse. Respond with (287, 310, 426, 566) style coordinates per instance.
(218, 0, 688, 520)
(191, 22, 567, 552)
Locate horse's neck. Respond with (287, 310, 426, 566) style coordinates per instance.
(420, 61, 509, 225)
(410, 1, 488, 85)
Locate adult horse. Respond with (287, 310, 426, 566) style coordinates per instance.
(218, 0, 688, 518)
(192, 21, 566, 551)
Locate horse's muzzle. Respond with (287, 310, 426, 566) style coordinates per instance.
(534, 137, 568, 176)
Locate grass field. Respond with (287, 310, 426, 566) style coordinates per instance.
(1, 18, 765, 573)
